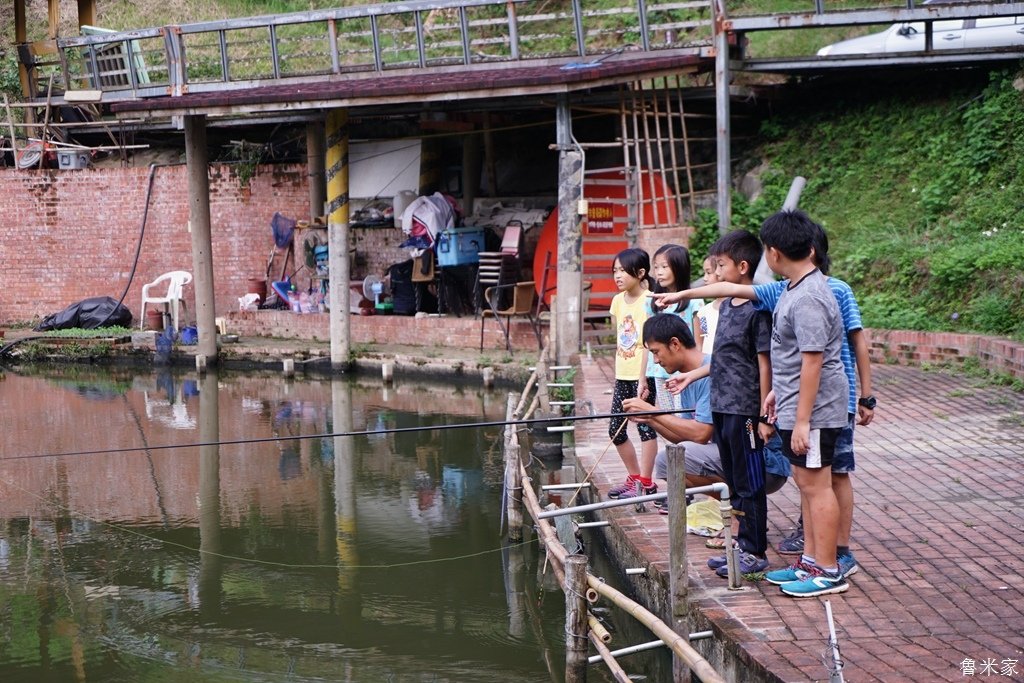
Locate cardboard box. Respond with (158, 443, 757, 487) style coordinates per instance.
(436, 227, 484, 267)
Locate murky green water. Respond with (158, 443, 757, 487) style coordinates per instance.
(0, 366, 576, 682)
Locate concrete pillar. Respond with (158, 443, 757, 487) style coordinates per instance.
(555, 94, 583, 365)
(197, 370, 222, 618)
(332, 379, 357, 593)
(306, 120, 326, 219)
(184, 114, 219, 364)
(715, 22, 732, 234)
(326, 110, 351, 370)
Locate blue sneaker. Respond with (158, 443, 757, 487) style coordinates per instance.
(777, 526, 804, 555)
(765, 561, 813, 585)
(715, 551, 768, 578)
(707, 553, 728, 570)
(838, 551, 859, 579)
(779, 566, 849, 598)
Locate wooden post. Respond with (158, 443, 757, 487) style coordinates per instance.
(462, 129, 481, 218)
(564, 554, 589, 683)
(555, 93, 583, 364)
(326, 109, 351, 370)
(3, 95, 19, 160)
(77, 0, 96, 28)
(666, 443, 691, 682)
(184, 114, 219, 364)
(306, 119, 326, 219)
(483, 113, 498, 197)
(504, 393, 523, 541)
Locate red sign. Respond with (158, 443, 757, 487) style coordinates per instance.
(587, 202, 615, 234)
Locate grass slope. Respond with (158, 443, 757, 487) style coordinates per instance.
(693, 67, 1024, 341)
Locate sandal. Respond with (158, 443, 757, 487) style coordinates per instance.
(705, 530, 727, 549)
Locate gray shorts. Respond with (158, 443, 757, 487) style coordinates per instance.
(655, 441, 723, 481)
(655, 441, 788, 495)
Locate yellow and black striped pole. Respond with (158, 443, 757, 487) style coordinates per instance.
(326, 109, 351, 369)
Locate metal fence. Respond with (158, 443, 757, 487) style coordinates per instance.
(52, 0, 715, 101)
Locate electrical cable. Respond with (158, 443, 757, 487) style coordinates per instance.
(94, 162, 183, 329)
(3, 408, 687, 463)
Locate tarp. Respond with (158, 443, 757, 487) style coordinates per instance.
(35, 296, 133, 332)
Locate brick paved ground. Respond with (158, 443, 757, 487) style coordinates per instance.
(573, 355, 1024, 682)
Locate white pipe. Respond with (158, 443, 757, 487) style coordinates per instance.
(588, 639, 665, 664)
(541, 483, 589, 490)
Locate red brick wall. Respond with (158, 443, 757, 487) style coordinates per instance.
(0, 163, 412, 326)
(866, 328, 1024, 380)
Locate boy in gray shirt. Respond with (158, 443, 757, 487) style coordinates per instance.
(759, 210, 850, 598)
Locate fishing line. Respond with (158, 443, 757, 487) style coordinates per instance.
(3, 409, 686, 463)
(0, 474, 538, 571)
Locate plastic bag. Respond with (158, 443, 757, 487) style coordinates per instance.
(238, 293, 261, 311)
(686, 499, 725, 536)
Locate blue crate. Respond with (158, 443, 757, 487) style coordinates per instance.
(436, 227, 484, 267)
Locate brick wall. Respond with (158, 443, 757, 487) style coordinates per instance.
(0, 163, 411, 326)
(866, 328, 1024, 380)
(227, 309, 542, 352)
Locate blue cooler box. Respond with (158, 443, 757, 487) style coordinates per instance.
(436, 227, 485, 266)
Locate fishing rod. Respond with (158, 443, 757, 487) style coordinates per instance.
(5, 407, 698, 463)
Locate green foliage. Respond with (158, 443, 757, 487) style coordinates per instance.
(41, 326, 133, 338)
(689, 209, 720, 280)
(741, 68, 1024, 341)
(0, 53, 21, 101)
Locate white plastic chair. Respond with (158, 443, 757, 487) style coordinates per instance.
(140, 271, 192, 332)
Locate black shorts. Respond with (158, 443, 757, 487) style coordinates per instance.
(779, 427, 842, 470)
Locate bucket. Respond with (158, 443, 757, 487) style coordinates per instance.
(393, 190, 417, 228)
(145, 309, 164, 331)
(247, 277, 268, 304)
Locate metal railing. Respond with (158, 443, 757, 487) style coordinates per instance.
(50, 0, 714, 102)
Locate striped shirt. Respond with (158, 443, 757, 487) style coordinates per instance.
(753, 277, 862, 415)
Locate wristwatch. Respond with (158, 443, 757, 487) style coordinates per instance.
(858, 395, 877, 410)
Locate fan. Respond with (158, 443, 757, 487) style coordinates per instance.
(362, 275, 392, 312)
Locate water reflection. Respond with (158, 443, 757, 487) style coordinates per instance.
(0, 367, 567, 682)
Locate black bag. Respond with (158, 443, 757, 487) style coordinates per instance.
(35, 296, 133, 331)
(388, 260, 417, 316)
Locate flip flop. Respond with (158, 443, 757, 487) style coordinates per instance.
(705, 530, 727, 549)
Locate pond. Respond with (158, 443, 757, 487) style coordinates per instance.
(0, 366, 584, 682)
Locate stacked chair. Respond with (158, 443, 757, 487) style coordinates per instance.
(474, 220, 523, 312)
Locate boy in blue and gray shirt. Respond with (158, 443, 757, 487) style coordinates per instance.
(759, 210, 850, 598)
